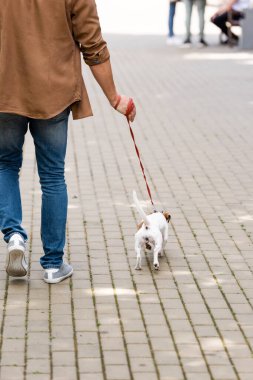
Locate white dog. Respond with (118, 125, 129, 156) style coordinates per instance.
(133, 190, 171, 270)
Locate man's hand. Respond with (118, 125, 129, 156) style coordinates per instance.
(112, 94, 136, 122)
(90, 60, 136, 122)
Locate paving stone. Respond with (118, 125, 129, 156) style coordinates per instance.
(26, 358, 50, 374)
(77, 344, 101, 358)
(101, 337, 125, 351)
(105, 364, 130, 380)
(0, 366, 24, 380)
(51, 338, 75, 352)
(78, 358, 103, 373)
(1, 338, 25, 352)
(232, 358, 253, 373)
(131, 373, 157, 380)
(182, 357, 208, 373)
(1, 351, 24, 366)
(103, 350, 128, 365)
(52, 351, 76, 366)
(52, 366, 77, 380)
(158, 365, 184, 379)
(186, 374, 211, 380)
(155, 350, 179, 366)
(130, 357, 156, 373)
(124, 332, 149, 344)
(127, 344, 152, 358)
(26, 375, 50, 380)
(79, 374, 104, 380)
(27, 344, 50, 360)
(209, 365, 237, 380)
(239, 375, 253, 380)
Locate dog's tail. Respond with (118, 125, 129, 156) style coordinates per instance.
(133, 190, 150, 227)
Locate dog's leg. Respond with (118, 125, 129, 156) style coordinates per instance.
(135, 247, 142, 270)
(153, 245, 161, 270)
(153, 236, 163, 271)
(154, 232, 163, 268)
(135, 242, 142, 270)
(162, 224, 169, 252)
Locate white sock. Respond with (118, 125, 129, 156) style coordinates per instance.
(10, 233, 24, 242)
(45, 268, 59, 274)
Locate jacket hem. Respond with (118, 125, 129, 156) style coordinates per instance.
(0, 97, 82, 120)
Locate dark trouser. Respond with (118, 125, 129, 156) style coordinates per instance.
(211, 10, 243, 37)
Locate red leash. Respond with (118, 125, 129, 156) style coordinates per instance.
(114, 95, 156, 210)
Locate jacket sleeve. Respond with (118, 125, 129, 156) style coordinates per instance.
(71, 0, 110, 66)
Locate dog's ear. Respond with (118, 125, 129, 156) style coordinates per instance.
(163, 211, 171, 223)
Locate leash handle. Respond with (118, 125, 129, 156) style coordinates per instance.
(114, 95, 156, 209)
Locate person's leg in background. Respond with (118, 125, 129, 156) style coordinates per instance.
(169, 1, 176, 37)
(0, 113, 29, 276)
(212, 12, 229, 38)
(183, 0, 193, 45)
(29, 106, 73, 283)
(167, 0, 181, 45)
(211, 11, 241, 43)
(196, 0, 208, 46)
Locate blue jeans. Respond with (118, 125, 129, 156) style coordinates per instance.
(169, 2, 177, 38)
(0, 107, 70, 269)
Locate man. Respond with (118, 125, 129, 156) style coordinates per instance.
(211, 0, 249, 44)
(182, 0, 208, 47)
(0, 0, 136, 284)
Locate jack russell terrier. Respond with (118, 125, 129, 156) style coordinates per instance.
(133, 190, 171, 270)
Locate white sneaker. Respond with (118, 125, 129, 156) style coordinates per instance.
(166, 36, 182, 46)
(43, 262, 73, 284)
(6, 234, 28, 277)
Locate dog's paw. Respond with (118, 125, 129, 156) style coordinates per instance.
(153, 263, 159, 271)
(135, 265, 142, 270)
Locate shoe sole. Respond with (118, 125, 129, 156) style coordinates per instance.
(43, 268, 73, 284)
(6, 249, 27, 277)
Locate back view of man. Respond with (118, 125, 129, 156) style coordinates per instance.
(0, 0, 136, 283)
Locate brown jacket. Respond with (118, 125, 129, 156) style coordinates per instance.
(0, 0, 110, 120)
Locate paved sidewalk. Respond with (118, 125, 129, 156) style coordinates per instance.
(0, 35, 253, 380)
